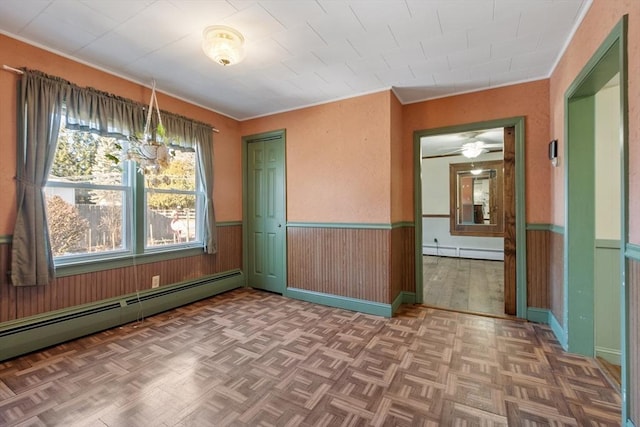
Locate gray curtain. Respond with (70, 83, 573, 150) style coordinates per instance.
(11, 71, 67, 286)
(194, 123, 217, 254)
(11, 70, 217, 286)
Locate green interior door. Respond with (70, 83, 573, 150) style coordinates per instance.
(247, 135, 285, 293)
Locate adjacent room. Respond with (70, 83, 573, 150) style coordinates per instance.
(0, 0, 638, 425)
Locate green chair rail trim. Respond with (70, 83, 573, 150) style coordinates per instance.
(217, 221, 243, 227)
(285, 287, 393, 317)
(286, 221, 414, 230)
(525, 223, 565, 234)
(0, 235, 12, 244)
(595, 239, 622, 249)
(625, 243, 640, 261)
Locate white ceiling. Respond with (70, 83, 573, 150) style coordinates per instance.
(0, 0, 591, 121)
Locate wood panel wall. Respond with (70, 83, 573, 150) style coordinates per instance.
(629, 257, 639, 425)
(390, 226, 415, 302)
(526, 229, 550, 309)
(0, 225, 242, 323)
(549, 231, 564, 326)
(288, 226, 414, 304)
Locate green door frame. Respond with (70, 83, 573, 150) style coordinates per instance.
(242, 129, 287, 292)
(413, 116, 527, 318)
(563, 16, 629, 424)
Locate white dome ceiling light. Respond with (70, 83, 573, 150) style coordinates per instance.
(202, 25, 245, 66)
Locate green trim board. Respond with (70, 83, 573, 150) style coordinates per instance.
(595, 239, 621, 249)
(563, 16, 632, 424)
(525, 223, 565, 234)
(0, 270, 244, 362)
(526, 307, 550, 324)
(217, 221, 242, 227)
(413, 116, 527, 318)
(0, 235, 12, 244)
(286, 222, 415, 230)
(55, 247, 211, 277)
(626, 243, 640, 261)
(549, 311, 568, 349)
(285, 287, 394, 317)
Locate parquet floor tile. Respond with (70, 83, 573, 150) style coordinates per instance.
(0, 288, 622, 426)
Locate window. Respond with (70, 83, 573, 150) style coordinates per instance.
(45, 119, 203, 264)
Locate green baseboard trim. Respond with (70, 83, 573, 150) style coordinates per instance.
(625, 419, 636, 427)
(285, 287, 392, 317)
(391, 292, 404, 315)
(0, 270, 244, 362)
(625, 243, 640, 261)
(402, 292, 416, 304)
(549, 311, 568, 350)
(549, 224, 565, 235)
(594, 346, 621, 365)
(526, 307, 550, 324)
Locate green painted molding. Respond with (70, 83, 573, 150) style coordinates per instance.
(0, 235, 12, 244)
(595, 239, 621, 249)
(625, 243, 640, 261)
(391, 221, 415, 229)
(391, 291, 404, 315)
(216, 221, 242, 227)
(402, 292, 416, 304)
(525, 223, 564, 234)
(549, 310, 567, 350)
(55, 247, 208, 277)
(526, 307, 550, 324)
(287, 222, 389, 230)
(285, 287, 392, 317)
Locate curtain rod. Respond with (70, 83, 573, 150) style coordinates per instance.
(2, 64, 220, 133)
(3, 65, 24, 74)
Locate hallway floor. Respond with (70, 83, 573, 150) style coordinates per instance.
(0, 288, 621, 426)
(423, 255, 505, 316)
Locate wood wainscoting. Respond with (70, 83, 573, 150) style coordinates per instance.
(525, 226, 563, 325)
(0, 224, 242, 323)
(629, 256, 640, 425)
(287, 225, 414, 305)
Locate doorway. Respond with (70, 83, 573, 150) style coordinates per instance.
(413, 118, 526, 318)
(564, 17, 628, 419)
(243, 130, 286, 294)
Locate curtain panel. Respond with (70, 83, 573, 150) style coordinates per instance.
(11, 69, 217, 286)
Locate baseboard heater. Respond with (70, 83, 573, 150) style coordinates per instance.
(0, 270, 243, 362)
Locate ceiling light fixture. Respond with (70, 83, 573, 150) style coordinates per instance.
(461, 141, 486, 159)
(202, 25, 245, 66)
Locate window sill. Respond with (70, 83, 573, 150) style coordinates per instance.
(54, 246, 206, 277)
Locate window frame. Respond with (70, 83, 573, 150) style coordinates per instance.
(45, 127, 206, 277)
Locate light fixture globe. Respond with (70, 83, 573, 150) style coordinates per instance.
(202, 25, 245, 66)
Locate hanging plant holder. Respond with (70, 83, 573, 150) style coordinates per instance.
(125, 80, 173, 174)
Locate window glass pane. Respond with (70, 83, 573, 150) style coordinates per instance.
(145, 150, 196, 191)
(45, 189, 126, 256)
(146, 197, 198, 246)
(49, 122, 124, 185)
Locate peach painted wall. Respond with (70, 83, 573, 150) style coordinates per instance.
(0, 34, 242, 236)
(240, 91, 392, 224)
(390, 91, 410, 223)
(549, 0, 640, 243)
(402, 79, 551, 224)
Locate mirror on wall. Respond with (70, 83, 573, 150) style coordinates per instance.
(449, 160, 504, 237)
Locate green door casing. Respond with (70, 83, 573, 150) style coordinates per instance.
(246, 134, 286, 293)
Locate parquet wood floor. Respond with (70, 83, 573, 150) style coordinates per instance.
(423, 256, 505, 316)
(0, 289, 621, 426)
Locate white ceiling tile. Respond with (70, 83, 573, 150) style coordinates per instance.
(436, 0, 494, 33)
(258, 0, 326, 29)
(420, 31, 467, 58)
(0, 0, 591, 120)
(0, 1, 51, 34)
(447, 45, 491, 70)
